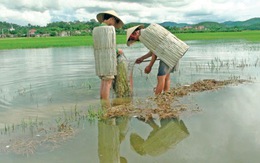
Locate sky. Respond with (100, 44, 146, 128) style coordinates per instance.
(0, 0, 259, 27)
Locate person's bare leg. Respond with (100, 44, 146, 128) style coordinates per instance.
(155, 75, 166, 95)
(164, 73, 171, 92)
(100, 79, 112, 108)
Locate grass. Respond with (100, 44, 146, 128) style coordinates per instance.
(0, 30, 260, 50)
(175, 30, 260, 41)
(0, 36, 92, 50)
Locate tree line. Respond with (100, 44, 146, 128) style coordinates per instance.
(0, 19, 259, 38)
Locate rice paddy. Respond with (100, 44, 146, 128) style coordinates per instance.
(0, 39, 260, 162)
(0, 30, 259, 50)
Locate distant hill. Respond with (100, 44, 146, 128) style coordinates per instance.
(158, 17, 260, 30)
(159, 21, 190, 28)
(223, 18, 260, 27)
(194, 21, 225, 29)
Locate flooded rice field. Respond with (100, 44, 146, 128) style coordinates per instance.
(0, 40, 260, 163)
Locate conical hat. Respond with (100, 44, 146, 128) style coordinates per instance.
(126, 25, 144, 46)
(96, 10, 124, 29)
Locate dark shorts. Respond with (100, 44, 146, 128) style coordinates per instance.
(157, 60, 174, 76)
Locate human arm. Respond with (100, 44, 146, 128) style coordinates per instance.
(135, 51, 153, 64)
(144, 53, 157, 74)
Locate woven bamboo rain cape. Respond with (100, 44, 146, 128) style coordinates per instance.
(139, 23, 189, 69)
(93, 26, 117, 76)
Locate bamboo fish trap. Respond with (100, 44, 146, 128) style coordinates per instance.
(92, 26, 117, 76)
(139, 23, 189, 69)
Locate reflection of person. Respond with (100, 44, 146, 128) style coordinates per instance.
(92, 10, 124, 108)
(98, 117, 129, 163)
(130, 118, 189, 156)
(126, 24, 188, 95)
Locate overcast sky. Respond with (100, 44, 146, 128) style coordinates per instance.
(0, 0, 259, 26)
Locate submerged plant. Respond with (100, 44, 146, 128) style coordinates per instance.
(0, 105, 103, 156)
(87, 108, 104, 121)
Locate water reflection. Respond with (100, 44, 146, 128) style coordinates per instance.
(98, 117, 129, 163)
(0, 40, 260, 162)
(130, 118, 189, 156)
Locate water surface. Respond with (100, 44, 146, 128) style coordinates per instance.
(0, 40, 260, 163)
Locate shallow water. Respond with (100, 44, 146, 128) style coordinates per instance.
(0, 40, 260, 162)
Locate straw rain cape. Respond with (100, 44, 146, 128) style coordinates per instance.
(139, 23, 189, 69)
(93, 26, 117, 76)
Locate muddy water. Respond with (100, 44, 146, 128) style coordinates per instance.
(0, 40, 260, 162)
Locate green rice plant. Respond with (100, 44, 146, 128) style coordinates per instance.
(205, 59, 217, 72)
(20, 119, 28, 132)
(237, 59, 248, 68)
(255, 58, 259, 67)
(228, 75, 241, 80)
(80, 80, 92, 89)
(4, 124, 8, 135)
(87, 109, 97, 121)
(0, 36, 92, 50)
(96, 109, 105, 120)
(87, 109, 98, 120)
(195, 63, 199, 72)
(1, 31, 259, 50)
(175, 30, 260, 42)
(0, 104, 107, 155)
(225, 60, 230, 70)
(219, 59, 224, 67)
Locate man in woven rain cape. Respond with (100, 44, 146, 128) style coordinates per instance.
(126, 24, 189, 95)
(92, 10, 124, 107)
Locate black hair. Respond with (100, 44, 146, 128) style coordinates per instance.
(135, 27, 141, 31)
(103, 14, 112, 20)
(103, 14, 120, 24)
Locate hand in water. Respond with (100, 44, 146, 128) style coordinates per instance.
(117, 49, 123, 55)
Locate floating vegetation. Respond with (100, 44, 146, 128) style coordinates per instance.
(0, 105, 105, 156)
(0, 126, 75, 156)
(0, 79, 250, 156)
(104, 78, 250, 120)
